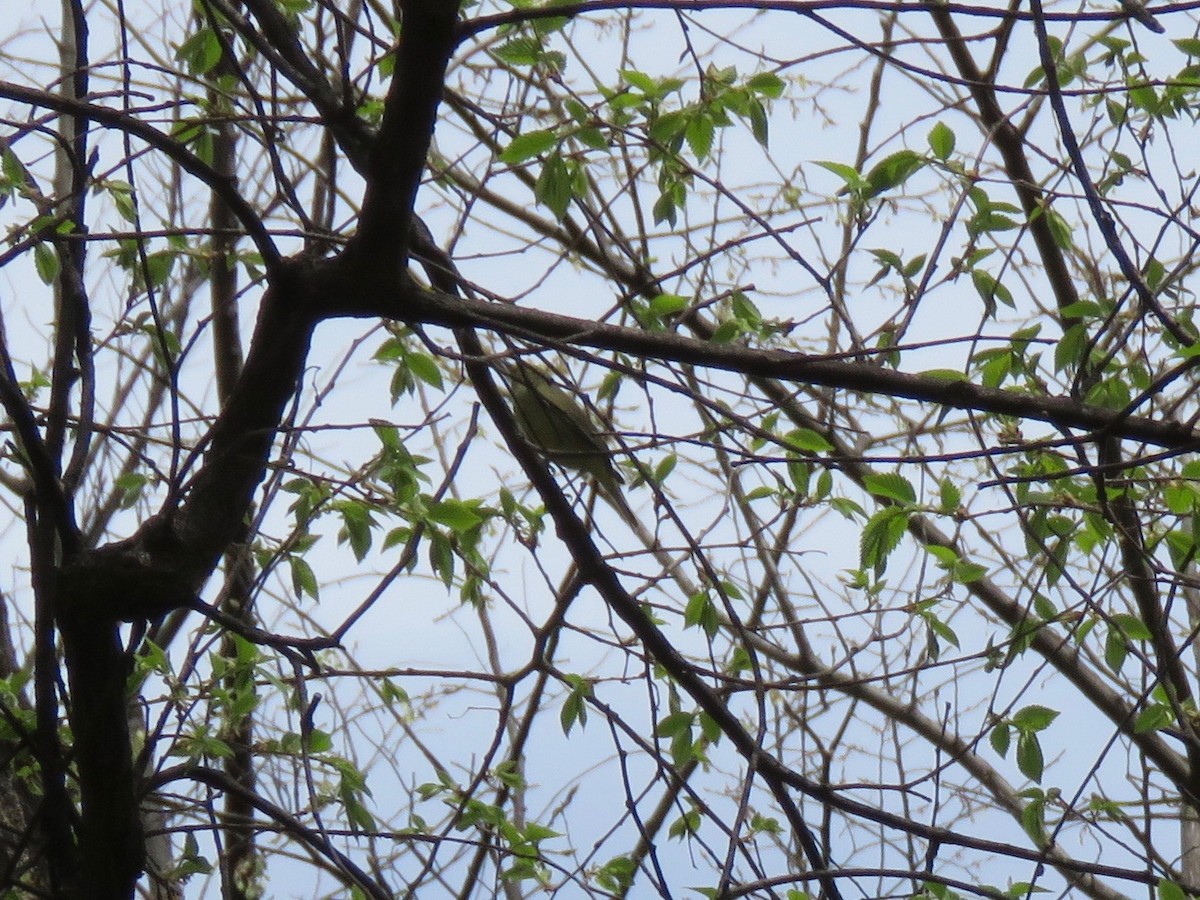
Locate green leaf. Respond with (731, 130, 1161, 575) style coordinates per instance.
(1128, 83, 1158, 113)
(142, 249, 176, 289)
(115, 471, 149, 509)
(939, 478, 961, 513)
(788, 459, 810, 494)
(747, 98, 769, 147)
(1020, 793, 1046, 842)
(653, 453, 677, 483)
(1044, 207, 1074, 250)
(406, 352, 444, 390)
(500, 129, 558, 164)
(1084, 375, 1132, 410)
(971, 269, 1013, 316)
(1054, 323, 1087, 373)
(427, 499, 484, 533)
(684, 591, 719, 637)
(1134, 703, 1174, 733)
(786, 428, 834, 454)
(698, 710, 723, 742)
(620, 68, 658, 94)
(522, 822, 560, 843)
(860, 506, 909, 574)
(952, 559, 987, 583)
(305, 728, 333, 753)
(709, 319, 739, 342)
(1012, 705, 1059, 731)
(1145, 257, 1166, 290)
(926, 544, 958, 567)
(814, 469, 832, 500)
(668, 808, 700, 839)
(493, 36, 544, 66)
(594, 856, 635, 892)
(1, 147, 28, 186)
(750, 812, 782, 834)
(814, 160, 868, 194)
(34, 243, 59, 285)
(747, 71, 785, 98)
(1110, 612, 1152, 640)
(990, 723, 1011, 758)
(1104, 628, 1123, 672)
(657, 711, 694, 739)
(575, 125, 608, 150)
(652, 191, 677, 226)
(862, 472, 916, 504)
(534, 153, 576, 219)
(925, 614, 959, 650)
(175, 27, 223, 76)
(1058, 300, 1102, 320)
(560, 690, 586, 736)
(1158, 878, 1188, 900)
(979, 354, 1011, 389)
(428, 530, 454, 588)
(902, 254, 927, 279)
(290, 556, 319, 600)
(1016, 731, 1044, 782)
(336, 501, 375, 561)
(1088, 795, 1124, 818)
(968, 211, 1020, 236)
(863, 149, 925, 197)
(649, 293, 689, 316)
(685, 114, 715, 161)
(927, 121, 955, 159)
(830, 497, 864, 520)
(649, 109, 687, 144)
(1164, 481, 1198, 514)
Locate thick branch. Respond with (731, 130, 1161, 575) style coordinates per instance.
(172, 265, 320, 585)
(350, 0, 460, 269)
(461, 0, 1141, 36)
(379, 285, 1200, 450)
(57, 604, 141, 899)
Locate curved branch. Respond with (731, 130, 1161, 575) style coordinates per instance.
(382, 285, 1200, 449)
(150, 765, 391, 900)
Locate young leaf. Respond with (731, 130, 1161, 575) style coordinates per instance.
(863, 150, 926, 197)
(685, 113, 715, 161)
(1012, 705, 1059, 731)
(860, 506, 910, 573)
(34, 243, 60, 285)
(500, 129, 558, 164)
(862, 472, 917, 504)
(786, 428, 834, 454)
(747, 71, 785, 98)
(814, 160, 868, 195)
(928, 121, 955, 160)
(1016, 731, 1044, 782)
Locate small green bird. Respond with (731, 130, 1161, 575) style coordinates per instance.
(1120, 0, 1165, 32)
(504, 362, 638, 526)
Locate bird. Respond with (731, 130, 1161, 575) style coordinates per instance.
(1120, 0, 1165, 32)
(503, 362, 638, 526)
